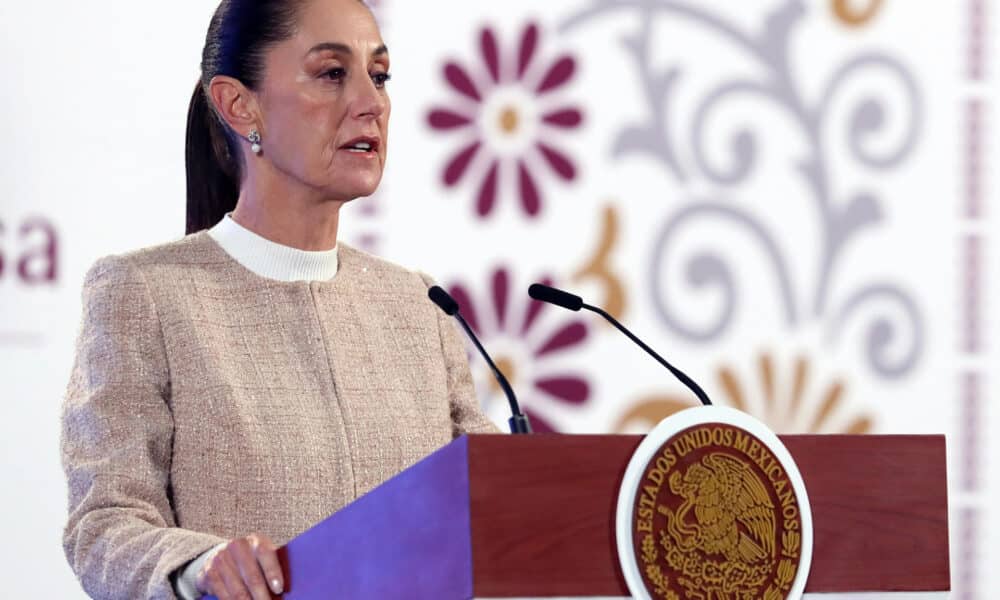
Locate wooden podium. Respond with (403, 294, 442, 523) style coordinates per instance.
(274, 434, 949, 598)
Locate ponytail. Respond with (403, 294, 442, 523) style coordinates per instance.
(185, 0, 306, 234)
(185, 83, 239, 234)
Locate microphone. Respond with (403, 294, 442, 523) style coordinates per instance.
(428, 285, 532, 434)
(527, 283, 712, 407)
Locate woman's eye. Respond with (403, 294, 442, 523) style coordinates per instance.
(372, 72, 392, 88)
(322, 68, 346, 81)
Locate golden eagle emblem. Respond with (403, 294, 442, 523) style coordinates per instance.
(631, 425, 803, 600)
(662, 453, 776, 565)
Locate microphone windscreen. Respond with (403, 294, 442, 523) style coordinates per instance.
(528, 283, 584, 311)
(428, 285, 460, 316)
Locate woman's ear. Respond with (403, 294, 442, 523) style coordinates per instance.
(207, 75, 261, 138)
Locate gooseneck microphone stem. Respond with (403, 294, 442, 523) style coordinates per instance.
(582, 303, 712, 407)
(451, 312, 531, 433)
(428, 286, 531, 434)
(528, 283, 712, 407)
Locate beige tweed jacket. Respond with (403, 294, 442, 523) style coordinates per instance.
(61, 232, 498, 599)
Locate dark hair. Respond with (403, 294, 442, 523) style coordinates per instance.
(185, 0, 304, 234)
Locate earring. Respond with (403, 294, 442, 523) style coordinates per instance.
(248, 129, 262, 155)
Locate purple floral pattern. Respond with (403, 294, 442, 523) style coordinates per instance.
(428, 23, 583, 218)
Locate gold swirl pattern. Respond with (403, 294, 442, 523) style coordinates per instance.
(572, 205, 626, 320)
(614, 352, 874, 434)
(832, 0, 884, 27)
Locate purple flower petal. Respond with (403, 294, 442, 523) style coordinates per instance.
(535, 321, 587, 357)
(444, 62, 482, 102)
(476, 159, 500, 217)
(481, 28, 501, 84)
(448, 284, 481, 334)
(492, 268, 510, 330)
(524, 407, 557, 432)
(443, 141, 481, 186)
(536, 56, 576, 94)
(521, 275, 553, 334)
(535, 377, 590, 405)
(517, 24, 539, 79)
(518, 160, 541, 216)
(428, 109, 473, 130)
(537, 142, 576, 181)
(542, 108, 583, 128)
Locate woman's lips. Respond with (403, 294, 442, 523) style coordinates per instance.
(336, 136, 382, 165)
(339, 136, 381, 152)
(338, 147, 379, 159)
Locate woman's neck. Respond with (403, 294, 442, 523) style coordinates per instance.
(232, 169, 345, 251)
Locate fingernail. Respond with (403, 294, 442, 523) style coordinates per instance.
(271, 578, 283, 594)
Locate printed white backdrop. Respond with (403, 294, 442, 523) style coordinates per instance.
(0, 1, 996, 597)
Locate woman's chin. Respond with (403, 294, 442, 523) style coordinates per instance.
(323, 175, 382, 202)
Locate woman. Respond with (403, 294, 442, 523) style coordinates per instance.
(60, 0, 498, 598)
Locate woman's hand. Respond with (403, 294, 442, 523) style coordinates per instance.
(196, 533, 284, 599)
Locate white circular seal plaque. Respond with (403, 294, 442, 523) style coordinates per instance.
(616, 406, 813, 600)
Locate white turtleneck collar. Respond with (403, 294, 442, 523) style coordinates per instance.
(207, 213, 339, 282)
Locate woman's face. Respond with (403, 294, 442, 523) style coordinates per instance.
(255, 0, 390, 202)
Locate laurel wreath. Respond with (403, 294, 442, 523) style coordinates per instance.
(782, 530, 801, 558)
(637, 523, 800, 600)
(662, 529, 771, 594)
(639, 533, 680, 599)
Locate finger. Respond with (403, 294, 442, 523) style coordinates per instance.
(251, 534, 285, 595)
(200, 567, 227, 600)
(219, 550, 253, 600)
(230, 538, 274, 600)
(196, 551, 231, 599)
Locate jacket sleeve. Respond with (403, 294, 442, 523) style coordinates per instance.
(61, 255, 225, 600)
(418, 273, 501, 436)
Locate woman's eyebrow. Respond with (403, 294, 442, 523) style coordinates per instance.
(306, 42, 389, 58)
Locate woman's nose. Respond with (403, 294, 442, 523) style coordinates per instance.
(350, 75, 387, 120)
